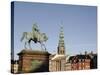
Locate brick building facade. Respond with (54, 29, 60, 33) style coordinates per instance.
(68, 52, 97, 70)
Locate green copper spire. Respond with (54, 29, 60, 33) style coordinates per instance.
(58, 25, 65, 55)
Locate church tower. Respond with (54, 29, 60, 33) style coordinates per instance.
(49, 25, 66, 72)
(57, 26, 65, 55)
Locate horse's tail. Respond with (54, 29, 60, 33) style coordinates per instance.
(20, 32, 27, 42)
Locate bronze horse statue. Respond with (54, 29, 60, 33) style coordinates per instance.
(21, 23, 48, 51)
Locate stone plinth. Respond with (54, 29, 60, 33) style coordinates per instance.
(18, 49, 50, 73)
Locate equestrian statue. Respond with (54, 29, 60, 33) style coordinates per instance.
(20, 23, 48, 51)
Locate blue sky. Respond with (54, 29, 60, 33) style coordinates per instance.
(13, 1, 97, 60)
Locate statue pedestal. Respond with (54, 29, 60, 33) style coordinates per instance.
(18, 49, 50, 73)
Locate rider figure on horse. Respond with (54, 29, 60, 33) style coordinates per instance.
(21, 23, 48, 50)
(32, 23, 40, 43)
(32, 23, 40, 32)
